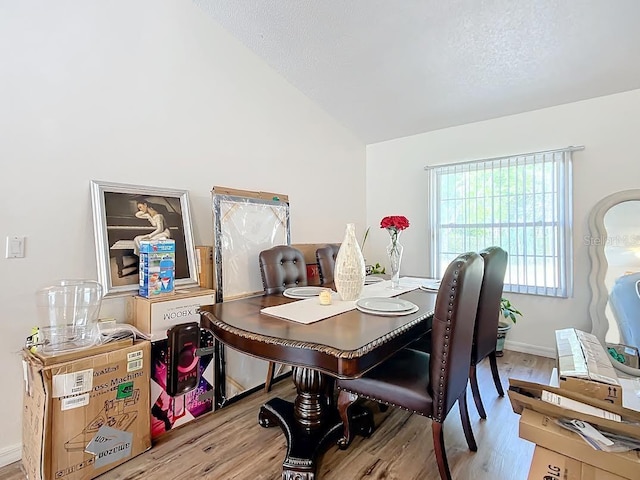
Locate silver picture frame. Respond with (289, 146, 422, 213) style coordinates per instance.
(90, 180, 199, 297)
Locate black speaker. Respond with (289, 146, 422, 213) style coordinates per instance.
(166, 322, 201, 396)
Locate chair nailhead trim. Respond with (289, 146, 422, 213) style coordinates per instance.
(434, 256, 466, 422)
(336, 386, 429, 417)
(338, 253, 474, 424)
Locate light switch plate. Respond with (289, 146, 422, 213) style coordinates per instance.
(6, 236, 25, 258)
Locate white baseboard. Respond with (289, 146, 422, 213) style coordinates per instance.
(0, 443, 21, 468)
(504, 340, 556, 358)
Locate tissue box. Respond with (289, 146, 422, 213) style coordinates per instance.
(139, 239, 176, 298)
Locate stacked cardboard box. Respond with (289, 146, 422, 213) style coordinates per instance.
(606, 342, 640, 369)
(148, 329, 214, 439)
(129, 286, 216, 440)
(555, 328, 622, 405)
(508, 329, 640, 480)
(195, 245, 214, 290)
(528, 445, 626, 480)
(130, 287, 216, 341)
(22, 341, 151, 480)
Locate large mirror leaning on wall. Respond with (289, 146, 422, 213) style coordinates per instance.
(588, 189, 640, 377)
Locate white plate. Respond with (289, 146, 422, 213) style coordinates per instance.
(356, 304, 420, 316)
(283, 286, 328, 299)
(419, 279, 442, 292)
(355, 297, 416, 313)
(364, 276, 384, 284)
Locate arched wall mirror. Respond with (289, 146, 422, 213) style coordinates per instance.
(588, 189, 640, 377)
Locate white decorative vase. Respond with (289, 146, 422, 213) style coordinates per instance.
(334, 223, 366, 301)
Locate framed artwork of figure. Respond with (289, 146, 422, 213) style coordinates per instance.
(90, 180, 198, 297)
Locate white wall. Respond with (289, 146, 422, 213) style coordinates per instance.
(366, 89, 640, 358)
(0, 0, 365, 462)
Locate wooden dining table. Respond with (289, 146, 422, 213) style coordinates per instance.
(201, 286, 437, 480)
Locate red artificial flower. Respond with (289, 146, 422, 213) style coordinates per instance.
(380, 215, 410, 231)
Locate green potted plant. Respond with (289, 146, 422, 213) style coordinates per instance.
(368, 262, 386, 275)
(496, 297, 523, 357)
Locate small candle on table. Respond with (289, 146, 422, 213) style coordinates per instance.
(319, 289, 332, 305)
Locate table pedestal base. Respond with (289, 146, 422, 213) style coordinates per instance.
(259, 398, 343, 480)
(259, 398, 375, 479)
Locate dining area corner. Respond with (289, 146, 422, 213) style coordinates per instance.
(200, 249, 496, 480)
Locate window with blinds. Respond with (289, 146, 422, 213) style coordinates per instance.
(426, 147, 578, 298)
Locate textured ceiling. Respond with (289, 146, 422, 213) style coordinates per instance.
(194, 0, 640, 144)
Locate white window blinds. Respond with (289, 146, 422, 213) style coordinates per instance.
(426, 147, 579, 298)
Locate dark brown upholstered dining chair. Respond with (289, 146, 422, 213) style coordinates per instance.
(468, 246, 509, 419)
(258, 245, 308, 392)
(335, 252, 484, 480)
(409, 247, 509, 420)
(315, 244, 340, 285)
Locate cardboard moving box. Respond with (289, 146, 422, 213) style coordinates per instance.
(508, 378, 640, 441)
(606, 343, 640, 369)
(519, 409, 640, 479)
(129, 287, 217, 440)
(548, 367, 640, 412)
(195, 245, 214, 290)
(22, 341, 151, 480)
(28, 339, 133, 367)
(150, 329, 215, 440)
(130, 287, 215, 341)
(556, 328, 622, 405)
(528, 446, 625, 480)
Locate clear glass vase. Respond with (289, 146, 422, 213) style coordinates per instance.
(334, 223, 366, 301)
(386, 231, 403, 289)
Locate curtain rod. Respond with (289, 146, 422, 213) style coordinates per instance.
(423, 145, 584, 170)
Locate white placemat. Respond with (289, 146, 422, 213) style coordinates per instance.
(400, 276, 441, 291)
(260, 280, 418, 324)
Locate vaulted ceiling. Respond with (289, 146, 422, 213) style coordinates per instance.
(195, 0, 640, 144)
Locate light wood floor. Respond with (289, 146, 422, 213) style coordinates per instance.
(1, 350, 554, 480)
